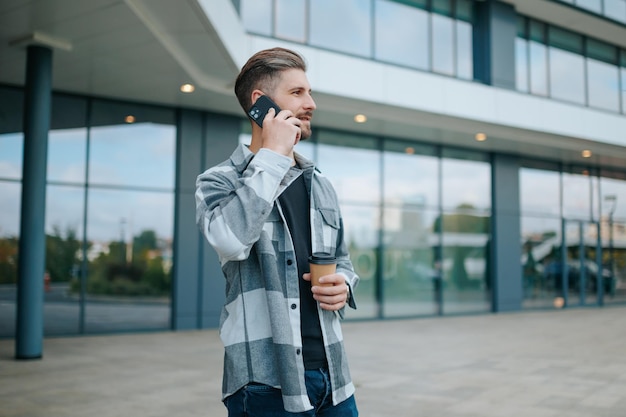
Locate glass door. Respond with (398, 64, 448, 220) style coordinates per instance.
(560, 220, 604, 307)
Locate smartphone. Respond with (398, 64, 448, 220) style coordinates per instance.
(248, 95, 281, 128)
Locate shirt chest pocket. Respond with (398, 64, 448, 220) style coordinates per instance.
(315, 208, 340, 252)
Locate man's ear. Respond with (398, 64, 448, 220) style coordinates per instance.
(250, 89, 264, 107)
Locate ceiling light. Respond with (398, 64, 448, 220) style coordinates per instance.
(405, 147, 415, 155)
(354, 114, 367, 123)
(124, 115, 136, 123)
(180, 83, 195, 93)
(475, 132, 487, 142)
(582, 150, 592, 158)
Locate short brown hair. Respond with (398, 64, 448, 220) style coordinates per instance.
(234, 47, 307, 112)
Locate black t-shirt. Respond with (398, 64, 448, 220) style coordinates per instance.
(278, 172, 327, 370)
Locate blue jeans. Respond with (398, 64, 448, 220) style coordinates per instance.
(224, 368, 358, 417)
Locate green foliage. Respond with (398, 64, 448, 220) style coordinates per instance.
(46, 225, 81, 282)
(0, 236, 18, 284)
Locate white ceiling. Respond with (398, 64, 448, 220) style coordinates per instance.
(1, 0, 625, 170)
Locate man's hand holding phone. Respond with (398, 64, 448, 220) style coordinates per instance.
(249, 95, 302, 157)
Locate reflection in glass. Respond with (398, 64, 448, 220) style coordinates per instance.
(383, 208, 439, 317)
(374, 0, 430, 70)
(520, 167, 560, 216)
(316, 132, 380, 204)
(432, 13, 455, 76)
(275, 0, 306, 42)
(600, 176, 626, 306)
(383, 141, 438, 209)
(85, 188, 173, 332)
(456, 20, 473, 80)
(521, 216, 562, 309)
(240, 0, 272, 35)
(529, 42, 548, 96)
(587, 58, 620, 112)
(89, 123, 175, 189)
(310, 0, 372, 57)
(44, 185, 85, 335)
(604, 0, 626, 23)
(0, 181, 20, 337)
(516, 38, 529, 92)
(441, 154, 491, 211)
(440, 208, 491, 314)
(563, 171, 591, 220)
(576, 0, 602, 13)
(342, 204, 379, 319)
(47, 128, 87, 183)
(0, 133, 23, 180)
(622, 66, 626, 114)
(549, 48, 585, 105)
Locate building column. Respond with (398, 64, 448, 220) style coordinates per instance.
(16, 45, 52, 359)
(473, 0, 517, 89)
(491, 154, 522, 312)
(172, 110, 239, 330)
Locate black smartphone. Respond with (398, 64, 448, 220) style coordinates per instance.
(248, 95, 281, 128)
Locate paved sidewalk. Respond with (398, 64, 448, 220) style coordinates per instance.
(2, 307, 626, 417)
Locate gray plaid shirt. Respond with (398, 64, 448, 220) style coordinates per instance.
(195, 144, 359, 413)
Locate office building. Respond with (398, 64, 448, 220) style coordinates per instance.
(1, 0, 625, 356)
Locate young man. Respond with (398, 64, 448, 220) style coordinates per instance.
(195, 47, 359, 416)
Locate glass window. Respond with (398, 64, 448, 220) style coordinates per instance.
(44, 184, 85, 335)
(575, 0, 602, 13)
(563, 170, 591, 220)
(521, 167, 561, 216)
(441, 151, 491, 212)
(456, 20, 473, 80)
(600, 175, 626, 306)
(310, 0, 372, 57)
(342, 204, 379, 319)
(432, 13, 455, 76)
(587, 58, 620, 112)
(382, 140, 440, 318)
(374, 0, 430, 70)
(619, 50, 626, 114)
(275, 0, 306, 42)
(521, 216, 562, 309)
(440, 151, 491, 314)
(440, 207, 491, 314)
(316, 131, 379, 318)
(85, 188, 173, 333)
(529, 21, 548, 96)
(240, 0, 272, 36)
(529, 42, 548, 96)
(516, 38, 530, 92)
(316, 131, 380, 204)
(0, 133, 23, 181)
(89, 101, 175, 189)
(47, 129, 87, 184)
(549, 48, 585, 105)
(0, 181, 20, 338)
(604, 0, 626, 23)
(383, 208, 440, 317)
(383, 141, 438, 209)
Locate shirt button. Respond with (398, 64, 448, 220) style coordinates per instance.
(296, 349, 301, 355)
(291, 303, 297, 310)
(287, 259, 293, 265)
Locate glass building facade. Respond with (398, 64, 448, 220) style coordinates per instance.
(1, 0, 625, 339)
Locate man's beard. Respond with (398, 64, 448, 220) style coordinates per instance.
(297, 112, 313, 140)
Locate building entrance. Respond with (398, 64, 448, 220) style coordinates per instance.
(558, 220, 606, 307)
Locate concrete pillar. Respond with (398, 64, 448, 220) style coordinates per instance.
(16, 45, 52, 359)
(473, 0, 517, 89)
(491, 154, 523, 312)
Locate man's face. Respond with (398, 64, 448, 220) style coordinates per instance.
(269, 68, 316, 140)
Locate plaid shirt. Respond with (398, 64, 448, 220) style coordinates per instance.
(195, 144, 359, 413)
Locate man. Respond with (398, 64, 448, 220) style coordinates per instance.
(195, 47, 359, 416)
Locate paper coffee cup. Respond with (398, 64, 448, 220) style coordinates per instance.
(308, 253, 336, 287)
